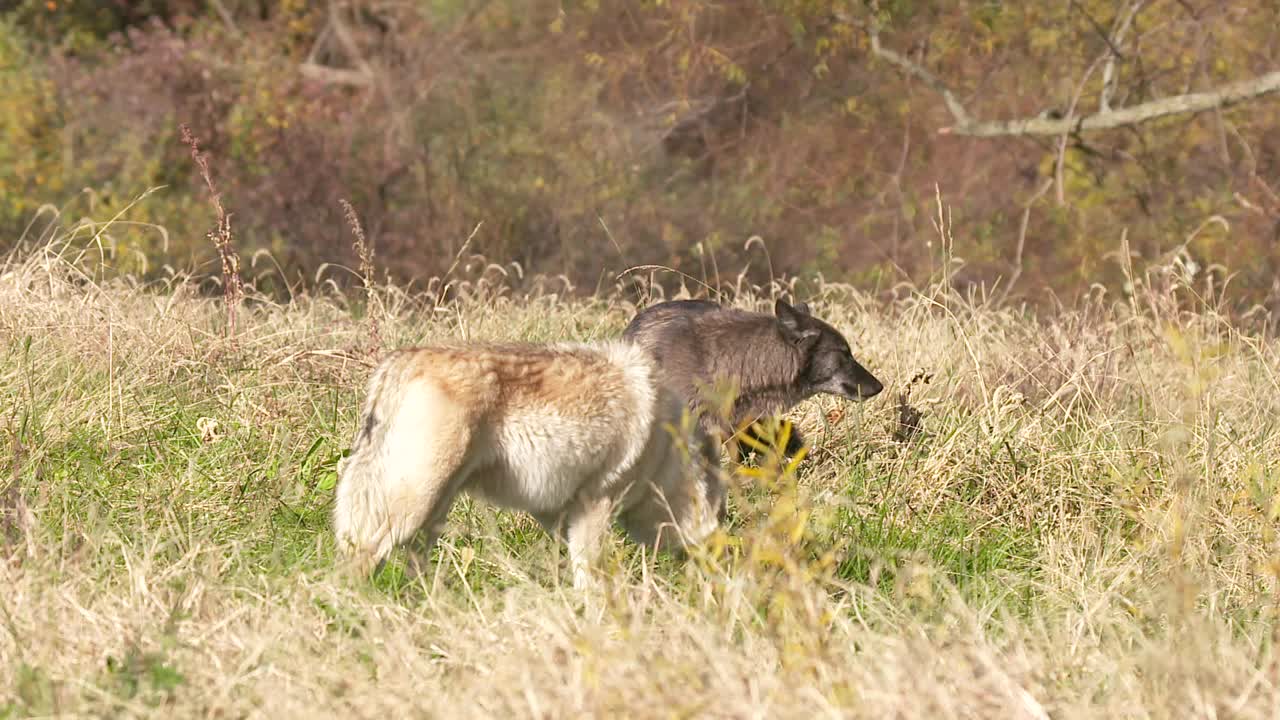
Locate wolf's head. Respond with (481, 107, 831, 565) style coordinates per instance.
(774, 299, 883, 402)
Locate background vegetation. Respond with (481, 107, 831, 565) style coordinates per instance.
(2, 0, 1279, 311)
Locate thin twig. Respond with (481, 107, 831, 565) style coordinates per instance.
(1000, 179, 1055, 304)
(1099, 1, 1146, 112)
(208, 0, 239, 35)
(1054, 53, 1109, 206)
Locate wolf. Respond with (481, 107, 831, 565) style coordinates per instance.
(332, 340, 727, 589)
(622, 298, 883, 458)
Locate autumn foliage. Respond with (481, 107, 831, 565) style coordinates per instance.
(2, 1, 1278, 313)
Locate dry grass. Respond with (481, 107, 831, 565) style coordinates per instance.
(1, 218, 1279, 718)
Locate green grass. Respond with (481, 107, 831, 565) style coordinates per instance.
(2, 231, 1279, 717)
(833, 491, 1039, 594)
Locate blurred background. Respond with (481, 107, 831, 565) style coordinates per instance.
(1, 0, 1278, 308)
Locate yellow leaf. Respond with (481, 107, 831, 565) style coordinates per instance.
(788, 512, 809, 544)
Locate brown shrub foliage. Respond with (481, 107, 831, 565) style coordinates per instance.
(3, 0, 1279, 313)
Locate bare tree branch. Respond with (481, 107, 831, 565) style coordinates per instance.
(866, 22, 972, 128)
(856, 5, 1280, 139)
(209, 0, 239, 35)
(1054, 54, 1108, 205)
(326, 0, 377, 82)
(305, 22, 333, 64)
(1070, 0, 1126, 60)
(299, 2, 376, 86)
(1100, 1, 1145, 113)
(941, 70, 1280, 137)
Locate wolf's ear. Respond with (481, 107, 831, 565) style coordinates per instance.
(775, 299, 821, 348)
(775, 298, 812, 318)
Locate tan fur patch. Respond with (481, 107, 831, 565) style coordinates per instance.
(400, 343, 630, 417)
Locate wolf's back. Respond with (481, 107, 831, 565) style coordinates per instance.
(622, 299, 721, 345)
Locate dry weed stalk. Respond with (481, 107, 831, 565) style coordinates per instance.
(340, 199, 381, 356)
(893, 370, 931, 443)
(179, 124, 243, 340)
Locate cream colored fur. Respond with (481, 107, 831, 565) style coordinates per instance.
(332, 340, 726, 589)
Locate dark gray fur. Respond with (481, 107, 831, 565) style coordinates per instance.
(622, 298, 883, 457)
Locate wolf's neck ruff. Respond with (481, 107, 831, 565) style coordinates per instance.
(705, 311, 807, 398)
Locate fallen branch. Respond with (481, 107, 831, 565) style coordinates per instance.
(300, 61, 373, 87)
(327, 0, 375, 79)
(298, 1, 378, 88)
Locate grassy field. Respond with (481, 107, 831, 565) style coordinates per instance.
(2, 226, 1279, 718)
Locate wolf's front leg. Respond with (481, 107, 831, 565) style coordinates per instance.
(565, 495, 615, 591)
(531, 511, 568, 541)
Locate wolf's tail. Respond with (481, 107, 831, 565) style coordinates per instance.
(332, 446, 395, 575)
(332, 357, 401, 574)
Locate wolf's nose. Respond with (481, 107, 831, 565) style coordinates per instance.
(862, 378, 884, 399)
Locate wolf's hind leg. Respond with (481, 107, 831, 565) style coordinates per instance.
(402, 478, 468, 580)
(532, 510, 567, 540)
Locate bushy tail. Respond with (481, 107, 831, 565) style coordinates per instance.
(332, 352, 468, 576)
(332, 440, 396, 576)
(332, 357, 401, 575)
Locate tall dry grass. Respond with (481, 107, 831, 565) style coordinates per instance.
(1, 206, 1278, 718)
